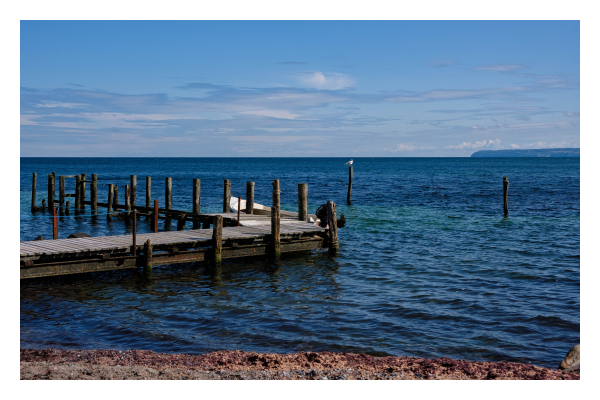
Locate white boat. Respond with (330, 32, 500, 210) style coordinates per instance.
(229, 197, 320, 225)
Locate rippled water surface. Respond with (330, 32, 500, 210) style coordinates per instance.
(20, 158, 580, 368)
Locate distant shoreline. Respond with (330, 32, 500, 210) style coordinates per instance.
(471, 148, 580, 157)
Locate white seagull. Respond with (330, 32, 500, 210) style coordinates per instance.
(345, 159, 353, 166)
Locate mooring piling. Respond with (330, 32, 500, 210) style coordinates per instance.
(130, 175, 137, 208)
(31, 173, 37, 212)
(75, 175, 81, 210)
(81, 173, 86, 209)
(193, 178, 201, 229)
(165, 177, 172, 210)
(347, 165, 353, 205)
(125, 184, 131, 218)
(177, 214, 187, 230)
(41, 199, 46, 210)
(153, 199, 159, 233)
(246, 181, 255, 214)
(132, 210, 137, 256)
(143, 239, 152, 273)
(223, 179, 231, 213)
(59, 176, 65, 207)
(212, 214, 223, 265)
(237, 196, 242, 226)
(47, 174, 55, 208)
(52, 206, 58, 239)
(271, 179, 281, 260)
(91, 174, 98, 215)
(298, 183, 308, 222)
(327, 200, 339, 255)
(107, 184, 114, 221)
(503, 176, 509, 216)
(145, 176, 151, 208)
(114, 186, 119, 207)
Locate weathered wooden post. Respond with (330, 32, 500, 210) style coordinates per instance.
(347, 166, 353, 205)
(223, 179, 231, 213)
(143, 239, 152, 273)
(132, 210, 137, 256)
(327, 200, 339, 255)
(245, 181, 255, 214)
(165, 177, 172, 210)
(503, 176, 509, 217)
(237, 196, 242, 226)
(130, 175, 137, 209)
(298, 183, 308, 221)
(65, 201, 71, 215)
(212, 215, 223, 265)
(125, 184, 131, 218)
(47, 174, 55, 209)
(52, 205, 58, 239)
(145, 176, 151, 208)
(271, 179, 281, 260)
(75, 175, 81, 210)
(153, 199, 159, 233)
(91, 174, 98, 215)
(177, 214, 187, 230)
(59, 176, 65, 207)
(41, 199, 46, 210)
(81, 173, 86, 209)
(193, 178, 201, 229)
(114, 186, 119, 207)
(107, 184, 114, 221)
(31, 173, 37, 212)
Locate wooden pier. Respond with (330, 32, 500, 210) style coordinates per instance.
(22, 175, 340, 279)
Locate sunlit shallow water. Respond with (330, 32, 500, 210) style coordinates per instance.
(20, 158, 579, 368)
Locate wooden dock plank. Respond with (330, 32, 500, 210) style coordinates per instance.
(21, 221, 325, 258)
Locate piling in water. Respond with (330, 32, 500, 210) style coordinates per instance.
(246, 181, 255, 214)
(271, 179, 281, 260)
(327, 200, 339, 255)
(193, 179, 200, 229)
(75, 175, 81, 210)
(59, 176, 65, 208)
(47, 174, 55, 208)
(107, 184, 114, 221)
(212, 215, 223, 265)
(298, 183, 308, 222)
(347, 166, 353, 205)
(165, 177, 172, 210)
(91, 174, 98, 214)
(31, 173, 37, 212)
(223, 179, 231, 213)
(503, 176, 509, 216)
(130, 175, 137, 209)
(81, 173, 86, 209)
(143, 239, 152, 272)
(146, 176, 151, 208)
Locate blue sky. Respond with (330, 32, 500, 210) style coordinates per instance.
(20, 20, 580, 157)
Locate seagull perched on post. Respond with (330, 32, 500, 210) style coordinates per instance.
(345, 159, 353, 166)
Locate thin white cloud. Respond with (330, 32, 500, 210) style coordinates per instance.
(445, 139, 501, 150)
(228, 135, 322, 143)
(241, 109, 301, 119)
(475, 64, 527, 71)
(295, 71, 355, 90)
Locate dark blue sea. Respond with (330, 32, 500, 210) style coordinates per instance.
(19, 157, 580, 368)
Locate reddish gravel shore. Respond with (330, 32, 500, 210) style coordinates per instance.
(20, 349, 579, 380)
